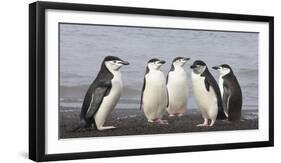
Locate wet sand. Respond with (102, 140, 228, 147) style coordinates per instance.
(59, 108, 258, 139)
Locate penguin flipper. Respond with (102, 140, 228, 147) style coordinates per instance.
(85, 86, 110, 119)
(204, 77, 210, 91)
(203, 70, 227, 120)
(140, 78, 146, 110)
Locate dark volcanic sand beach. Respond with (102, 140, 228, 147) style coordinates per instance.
(59, 108, 258, 139)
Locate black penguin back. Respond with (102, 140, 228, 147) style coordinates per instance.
(80, 59, 113, 126)
(222, 72, 242, 121)
(140, 65, 150, 110)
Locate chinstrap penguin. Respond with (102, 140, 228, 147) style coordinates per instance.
(80, 56, 129, 131)
(167, 57, 190, 117)
(190, 60, 227, 127)
(141, 58, 169, 124)
(212, 64, 242, 121)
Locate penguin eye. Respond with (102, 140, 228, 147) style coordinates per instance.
(113, 60, 117, 63)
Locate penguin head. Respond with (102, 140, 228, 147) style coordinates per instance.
(190, 60, 207, 74)
(103, 56, 129, 71)
(212, 64, 232, 76)
(147, 58, 166, 70)
(172, 57, 190, 67)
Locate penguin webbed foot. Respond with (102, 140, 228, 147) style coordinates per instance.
(168, 113, 184, 117)
(97, 126, 116, 131)
(169, 114, 176, 117)
(158, 119, 169, 125)
(196, 123, 209, 127)
(148, 119, 169, 125)
(177, 113, 184, 117)
(197, 118, 209, 127)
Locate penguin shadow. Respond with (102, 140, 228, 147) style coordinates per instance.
(203, 119, 247, 130)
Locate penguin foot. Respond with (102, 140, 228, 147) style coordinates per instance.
(148, 119, 169, 124)
(98, 126, 116, 131)
(158, 119, 169, 125)
(177, 113, 184, 117)
(169, 113, 184, 117)
(196, 123, 209, 127)
(197, 118, 209, 127)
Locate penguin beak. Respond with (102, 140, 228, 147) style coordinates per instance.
(159, 60, 166, 64)
(212, 66, 220, 70)
(190, 65, 196, 69)
(120, 60, 130, 65)
(182, 57, 190, 63)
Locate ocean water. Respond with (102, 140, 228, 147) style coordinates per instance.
(59, 23, 258, 111)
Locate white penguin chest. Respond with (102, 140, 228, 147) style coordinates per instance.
(100, 71, 123, 109)
(167, 69, 188, 102)
(191, 72, 206, 94)
(143, 70, 168, 119)
(167, 69, 188, 90)
(191, 72, 217, 107)
(145, 70, 166, 91)
(143, 70, 167, 106)
(109, 71, 123, 97)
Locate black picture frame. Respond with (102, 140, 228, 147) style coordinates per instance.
(29, 1, 274, 162)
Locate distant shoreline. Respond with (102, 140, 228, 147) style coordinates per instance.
(59, 108, 258, 139)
